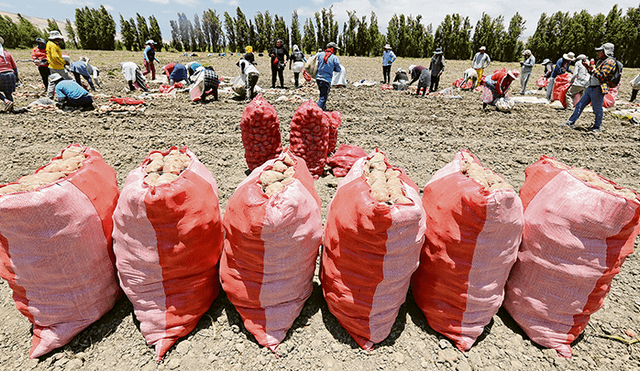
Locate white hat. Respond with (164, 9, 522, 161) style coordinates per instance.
(576, 54, 587, 61)
(522, 49, 531, 56)
(48, 30, 64, 40)
(145, 39, 155, 45)
(563, 52, 576, 61)
(479, 46, 486, 51)
(49, 73, 64, 83)
(0, 36, 4, 45)
(384, 44, 391, 50)
(595, 43, 614, 57)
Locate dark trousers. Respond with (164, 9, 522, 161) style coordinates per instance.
(382, 65, 391, 84)
(294, 72, 300, 87)
(271, 65, 284, 88)
(430, 75, 440, 92)
(38, 66, 50, 88)
(631, 89, 638, 102)
(317, 80, 331, 111)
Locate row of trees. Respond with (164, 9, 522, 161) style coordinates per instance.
(2, 5, 640, 67)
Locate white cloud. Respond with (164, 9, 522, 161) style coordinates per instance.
(148, 0, 170, 4)
(103, 4, 113, 11)
(312, 0, 324, 4)
(174, 0, 199, 6)
(59, 0, 93, 5)
(229, 0, 238, 5)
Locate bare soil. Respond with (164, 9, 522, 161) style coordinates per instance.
(1, 50, 639, 371)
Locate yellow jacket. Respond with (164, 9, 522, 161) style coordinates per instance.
(46, 41, 65, 70)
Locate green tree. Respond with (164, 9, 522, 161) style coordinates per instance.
(148, 15, 163, 51)
(136, 13, 150, 46)
(223, 11, 236, 52)
(16, 15, 44, 48)
(177, 12, 192, 51)
(273, 15, 289, 48)
(235, 7, 250, 52)
(502, 12, 525, 62)
(368, 12, 384, 57)
(169, 19, 183, 51)
(290, 10, 302, 50)
(202, 9, 223, 52)
(343, 11, 358, 56)
(0, 16, 18, 48)
(302, 18, 316, 54)
(119, 15, 137, 51)
(65, 19, 78, 49)
(193, 14, 206, 51)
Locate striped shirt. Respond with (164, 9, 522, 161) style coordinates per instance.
(590, 58, 617, 94)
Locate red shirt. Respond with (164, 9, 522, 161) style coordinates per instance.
(163, 63, 176, 78)
(31, 46, 48, 67)
(0, 51, 17, 74)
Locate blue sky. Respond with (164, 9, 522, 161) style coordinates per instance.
(3, 0, 638, 40)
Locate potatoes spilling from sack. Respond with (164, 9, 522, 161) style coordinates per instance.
(144, 149, 191, 185)
(259, 154, 296, 196)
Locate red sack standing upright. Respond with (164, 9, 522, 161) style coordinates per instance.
(324, 111, 342, 155)
(411, 149, 524, 351)
(220, 150, 323, 352)
(321, 149, 426, 349)
(112, 147, 224, 361)
(240, 94, 283, 171)
(290, 99, 330, 178)
(504, 156, 640, 357)
(0, 144, 120, 358)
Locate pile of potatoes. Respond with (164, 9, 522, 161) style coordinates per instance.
(0, 145, 85, 195)
(258, 154, 296, 197)
(364, 152, 412, 204)
(460, 152, 513, 191)
(144, 150, 191, 186)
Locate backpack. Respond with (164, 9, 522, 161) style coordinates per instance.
(608, 58, 623, 88)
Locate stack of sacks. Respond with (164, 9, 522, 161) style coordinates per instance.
(411, 149, 524, 351)
(112, 147, 224, 361)
(504, 156, 640, 357)
(0, 144, 120, 358)
(321, 149, 426, 349)
(220, 150, 323, 353)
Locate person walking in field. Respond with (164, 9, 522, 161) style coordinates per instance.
(561, 43, 617, 132)
(142, 40, 160, 81)
(316, 42, 342, 110)
(429, 47, 445, 92)
(481, 69, 519, 110)
(519, 49, 535, 94)
(566, 54, 589, 109)
(31, 38, 49, 90)
(547, 52, 575, 101)
(269, 39, 288, 89)
(0, 36, 17, 112)
(381, 44, 396, 85)
(471, 46, 491, 88)
(289, 45, 306, 88)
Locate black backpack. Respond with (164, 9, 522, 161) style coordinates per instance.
(608, 58, 623, 88)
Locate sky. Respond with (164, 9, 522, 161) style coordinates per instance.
(3, 0, 639, 42)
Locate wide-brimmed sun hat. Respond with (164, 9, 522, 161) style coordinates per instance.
(48, 30, 64, 40)
(434, 47, 443, 54)
(408, 64, 416, 72)
(0, 36, 4, 45)
(541, 58, 551, 65)
(563, 52, 576, 61)
(595, 43, 614, 57)
(479, 46, 486, 51)
(522, 49, 531, 56)
(326, 42, 340, 50)
(384, 44, 391, 49)
(576, 54, 587, 61)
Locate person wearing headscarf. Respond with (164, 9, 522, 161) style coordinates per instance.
(237, 53, 259, 101)
(407, 65, 426, 86)
(316, 42, 342, 110)
(566, 54, 589, 109)
(381, 44, 396, 84)
(269, 39, 288, 88)
(471, 46, 491, 88)
(49, 73, 94, 110)
(289, 45, 306, 88)
(31, 37, 49, 89)
(547, 52, 575, 101)
(562, 43, 617, 132)
(69, 57, 97, 91)
(163, 62, 188, 85)
(186, 61, 203, 82)
(460, 68, 478, 91)
(120, 62, 149, 92)
(481, 69, 520, 110)
(429, 47, 445, 92)
(0, 36, 17, 112)
(143, 40, 160, 80)
(519, 49, 535, 94)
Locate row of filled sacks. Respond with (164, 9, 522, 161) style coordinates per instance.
(1, 144, 638, 361)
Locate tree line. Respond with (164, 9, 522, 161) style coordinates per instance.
(1, 4, 639, 67)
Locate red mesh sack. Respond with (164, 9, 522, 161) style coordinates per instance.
(110, 97, 145, 105)
(289, 99, 329, 179)
(324, 111, 341, 155)
(321, 149, 426, 349)
(411, 149, 524, 351)
(0, 144, 120, 358)
(504, 156, 640, 357)
(326, 144, 367, 177)
(536, 76, 548, 88)
(220, 151, 322, 352)
(552, 73, 572, 106)
(112, 147, 224, 361)
(159, 84, 174, 93)
(240, 94, 283, 171)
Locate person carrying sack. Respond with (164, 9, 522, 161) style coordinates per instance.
(269, 39, 288, 89)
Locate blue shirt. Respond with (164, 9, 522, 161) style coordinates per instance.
(316, 52, 341, 83)
(382, 50, 396, 66)
(552, 58, 572, 78)
(143, 46, 158, 62)
(169, 63, 187, 81)
(55, 80, 89, 100)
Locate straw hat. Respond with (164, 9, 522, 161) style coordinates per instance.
(384, 44, 391, 50)
(479, 46, 486, 51)
(434, 47, 443, 54)
(563, 52, 576, 61)
(522, 49, 531, 56)
(48, 30, 64, 40)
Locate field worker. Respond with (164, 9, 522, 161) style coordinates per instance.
(237, 54, 259, 101)
(142, 40, 160, 81)
(164, 62, 187, 85)
(416, 68, 431, 97)
(289, 45, 306, 88)
(407, 65, 426, 86)
(186, 61, 202, 82)
(191, 66, 219, 103)
(316, 42, 342, 111)
(547, 52, 575, 101)
(31, 38, 49, 89)
(630, 72, 640, 102)
(482, 69, 519, 110)
(69, 57, 97, 91)
(0, 36, 17, 112)
(381, 44, 396, 84)
(566, 54, 589, 109)
(561, 43, 617, 132)
(243, 46, 255, 64)
(460, 68, 478, 90)
(394, 68, 408, 83)
(46, 30, 72, 99)
(429, 47, 445, 92)
(471, 46, 491, 88)
(49, 73, 94, 110)
(269, 39, 288, 88)
(120, 62, 149, 92)
(519, 49, 535, 94)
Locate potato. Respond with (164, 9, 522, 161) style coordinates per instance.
(0, 184, 24, 195)
(43, 156, 84, 175)
(282, 154, 295, 167)
(570, 169, 637, 200)
(144, 173, 161, 185)
(283, 167, 296, 178)
(265, 181, 285, 197)
(162, 157, 184, 175)
(260, 170, 286, 186)
(149, 152, 164, 161)
(146, 159, 164, 173)
(370, 161, 387, 172)
(62, 145, 83, 159)
(281, 177, 295, 186)
(371, 187, 391, 202)
(156, 173, 179, 185)
(391, 196, 412, 204)
(272, 161, 288, 173)
(385, 169, 401, 179)
(370, 152, 385, 163)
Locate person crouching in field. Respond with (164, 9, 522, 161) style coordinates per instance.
(69, 57, 98, 91)
(407, 65, 426, 86)
(316, 42, 342, 111)
(416, 68, 431, 97)
(164, 62, 188, 85)
(482, 69, 519, 110)
(191, 66, 219, 103)
(237, 54, 259, 101)
(120, 62, 149, 92)
(49, 73, 94, 110)
(0, 36, 17, 112)
(460, 68, 478, 91)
